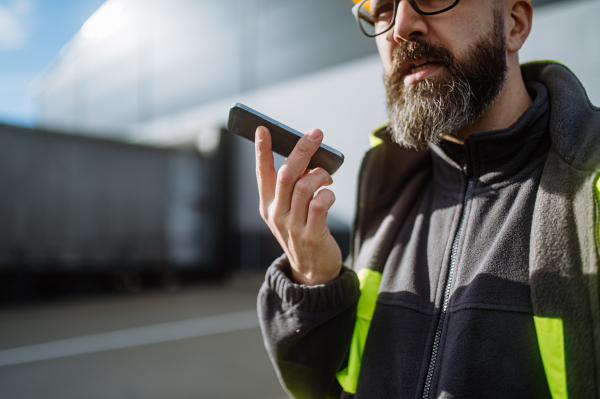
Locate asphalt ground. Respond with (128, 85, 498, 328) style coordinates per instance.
(0, 274, 287, 399)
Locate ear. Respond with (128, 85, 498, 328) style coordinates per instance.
(506, 0, 533, 53)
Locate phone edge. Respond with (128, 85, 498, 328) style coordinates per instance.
(230, 103, 345, 163)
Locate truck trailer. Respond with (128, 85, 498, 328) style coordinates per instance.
(0, 123, 227, 278)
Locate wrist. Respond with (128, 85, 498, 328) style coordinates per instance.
(290, 264, 342, 286)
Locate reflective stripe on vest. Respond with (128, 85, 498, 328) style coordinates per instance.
(534, 317, 568, 399)
(521, 60, 572, 71)
(336, 268, 382, 394)
(369, 121, 389, 148)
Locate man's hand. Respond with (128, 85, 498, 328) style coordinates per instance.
(255, 126, 342, 286)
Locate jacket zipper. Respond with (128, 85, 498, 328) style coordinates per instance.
(422, 178, 473, 399)
(594, 171, 600, 263)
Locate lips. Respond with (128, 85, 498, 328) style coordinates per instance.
(411, 61, 437, 74)
(404, 59, 438, 76)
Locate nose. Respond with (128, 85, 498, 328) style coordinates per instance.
(392, 0, 428, 42)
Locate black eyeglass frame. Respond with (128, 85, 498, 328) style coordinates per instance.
(352, 0, 461, 37)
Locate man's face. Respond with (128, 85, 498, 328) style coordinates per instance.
(376, 0, 509, 148)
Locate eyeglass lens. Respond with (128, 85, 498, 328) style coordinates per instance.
(358, 0, 459, 36)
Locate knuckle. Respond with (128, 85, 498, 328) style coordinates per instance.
(295, 141, 312, 157)
(277, 167, 293, 185)
(310, 200, 327, 214)
(294, 180, 311, 197)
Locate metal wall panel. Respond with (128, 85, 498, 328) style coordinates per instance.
(0, 124, 223, 272)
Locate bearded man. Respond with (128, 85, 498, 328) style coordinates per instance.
(254, 0, 600, 398)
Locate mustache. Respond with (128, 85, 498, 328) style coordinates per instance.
(390, 39, 458, 77)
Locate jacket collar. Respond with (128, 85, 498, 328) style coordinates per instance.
(521, 61, 600, 172)
(430, 81, 550, 189)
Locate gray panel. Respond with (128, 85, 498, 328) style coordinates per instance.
(0, 124, 221, 271)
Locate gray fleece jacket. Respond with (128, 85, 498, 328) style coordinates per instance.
(258, 62, 600, 399)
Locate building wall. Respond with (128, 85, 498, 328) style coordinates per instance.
(519, 0, 600, 105)
(35, 0, 377, 138)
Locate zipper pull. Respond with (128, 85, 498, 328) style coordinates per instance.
(462, 164, 470, 178)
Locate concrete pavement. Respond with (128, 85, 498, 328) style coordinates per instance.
(0, 275, 287, 399)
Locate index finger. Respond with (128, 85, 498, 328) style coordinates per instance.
(255, 126, 277, 207)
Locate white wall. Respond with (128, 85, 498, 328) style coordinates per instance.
(520, 0, 600, 105)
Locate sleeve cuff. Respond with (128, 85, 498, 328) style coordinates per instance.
(264, 254, 360, 313)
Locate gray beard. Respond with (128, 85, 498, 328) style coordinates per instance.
(387, 74, 474, 149)
(384, 9, 507, 149)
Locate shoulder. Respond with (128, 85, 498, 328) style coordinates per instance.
(522, 62, 600, 172)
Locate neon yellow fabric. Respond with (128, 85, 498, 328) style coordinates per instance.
(369, 121, 389, 148)
(336, 268, 382, 394)
(521, 60, 572, 72)
(369, 133, 383, 148)
(534, 316, 568, 399)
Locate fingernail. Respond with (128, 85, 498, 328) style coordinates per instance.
(307, 129, 322, 141)
(256, 127, 265, 141)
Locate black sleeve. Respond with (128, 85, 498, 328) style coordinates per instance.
(257, 254, 360, 399)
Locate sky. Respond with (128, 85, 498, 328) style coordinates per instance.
(0, 0, 105, 127)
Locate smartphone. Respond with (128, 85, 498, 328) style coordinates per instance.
(227, 103, 345, 175)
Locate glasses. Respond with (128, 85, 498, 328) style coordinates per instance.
(352, 0, 461, 37)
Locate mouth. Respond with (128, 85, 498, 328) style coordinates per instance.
(411, 61, 437, 74)
(402, 59, 443, 86)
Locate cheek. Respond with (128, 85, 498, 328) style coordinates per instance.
(376, 35, 394, 75)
